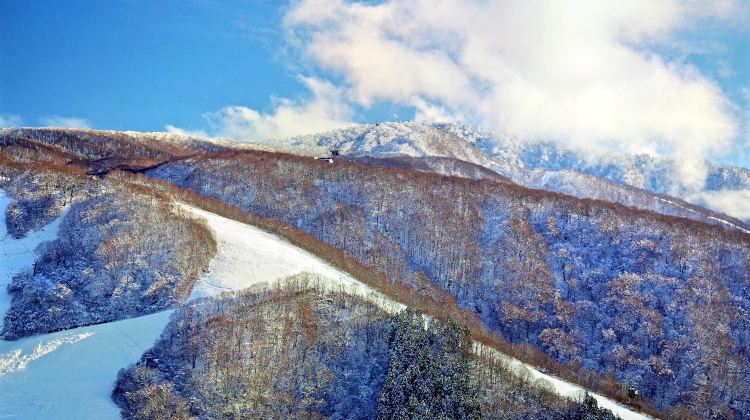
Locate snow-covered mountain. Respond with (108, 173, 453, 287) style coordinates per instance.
(216, 121, 749, 230)
(2, 127, 749, 417)
(0, 188, 648, 419)
(15, 123, 746, 229)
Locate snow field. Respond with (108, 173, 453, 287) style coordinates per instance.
(0, 311, 172, 419)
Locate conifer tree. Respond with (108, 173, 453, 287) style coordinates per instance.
(377, 308, 482, 419)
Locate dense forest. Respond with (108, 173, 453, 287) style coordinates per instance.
(150, 150, 750, 417)
(113, 276, 616, 419)
(0, 156, 215, 338)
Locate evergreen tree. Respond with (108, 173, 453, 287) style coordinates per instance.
(377, 308, 482, 419)
(574, 393, 620, 420)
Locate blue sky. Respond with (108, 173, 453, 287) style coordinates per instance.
(1, 0, 295, 131)
(1, 0, 748, 169)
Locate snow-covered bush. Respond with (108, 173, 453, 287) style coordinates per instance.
(0, 160, 87, 238)
(1, 171, 215, 339)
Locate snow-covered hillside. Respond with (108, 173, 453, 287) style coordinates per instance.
(0, 191, 171, 419)
(0, 191, 62, 319)
(0, 311, 171, 419)
(0, 197, 392, 419)
(220, 121, 749, 227)
(183, 204, 649, 420)
(0, 190, 648, 419)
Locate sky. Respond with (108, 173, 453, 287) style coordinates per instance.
(1, 0, 749, 172)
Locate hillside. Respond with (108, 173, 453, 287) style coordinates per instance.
(146, 148, 749, 417)
(219, 121, 750, 228)
(114, 282, 622, 419)
(0, 182, 635, 419)
(5, 125, 747, 230)
(1, 127, 749, 418)
(4, 0, 748, 417)
(0, 163, 215, 339)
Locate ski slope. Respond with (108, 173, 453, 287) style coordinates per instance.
(0, 311, 171, 419)
(183, 204, 376, 300)
(182, 204, 650, 420)
(0, 191, 173, 419)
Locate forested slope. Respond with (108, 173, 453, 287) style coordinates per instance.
(113, 278, 614, 419)
(279, 121, 750, 224)
(2, 127, 748, 417)
(0, 155, 215, 339)
(149, 150, 750, 417)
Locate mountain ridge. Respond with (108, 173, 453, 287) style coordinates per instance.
(3, 125, 748, 233)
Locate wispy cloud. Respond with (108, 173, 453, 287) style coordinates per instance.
(0, 114, 23, 128)
(284, 0, 748, 188)
(39, 115, 92, 129)
(168, 77, 354, 140)
(688, 189, 750, 220)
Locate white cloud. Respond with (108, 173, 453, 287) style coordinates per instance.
(0, 114, 23, 127)
(164, 125, 209, 138)
(412, 98, 464, 123)
(285, 0, 747, 189)
(688, 189, 750, 220)
(169, 77, 355, 140)
(39, 116, 91, 129)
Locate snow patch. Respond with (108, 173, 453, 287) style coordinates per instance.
(655, 196, 698, 214)
(0, 332, 93, 377)
(707, 216, 750, 234)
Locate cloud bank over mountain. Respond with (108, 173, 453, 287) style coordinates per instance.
(169, 0, 749, 191)
(287, 0, 748, 187)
